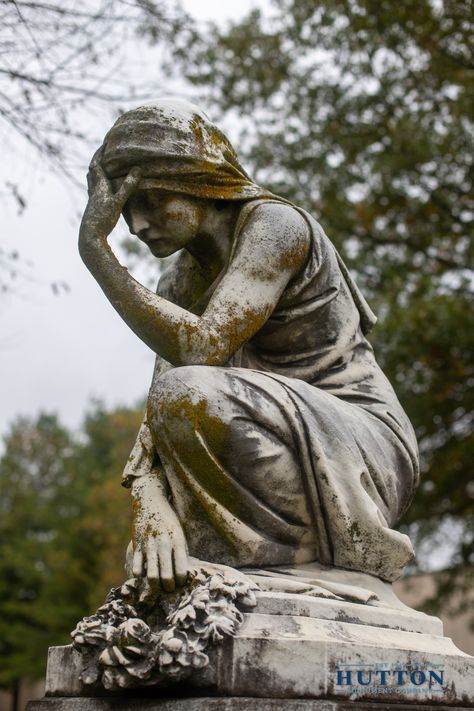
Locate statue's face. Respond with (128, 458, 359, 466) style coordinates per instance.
(123, 189, 205, 258)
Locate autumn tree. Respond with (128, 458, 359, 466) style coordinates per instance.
(159, 0, 474, 608)
(73, 402, 143, 608)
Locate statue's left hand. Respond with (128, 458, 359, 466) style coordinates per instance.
(79, 151, 141, 246)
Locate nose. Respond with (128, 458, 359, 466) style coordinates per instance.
(128, 208, 150, 235)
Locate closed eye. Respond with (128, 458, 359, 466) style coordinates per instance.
(122, 192, 149, 226)
(144, 191, 168, 209)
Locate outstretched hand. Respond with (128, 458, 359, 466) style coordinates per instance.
(79, 149, 141, 247)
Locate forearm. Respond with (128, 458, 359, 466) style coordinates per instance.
(122, 414, 156, 488)
(122, 356, 174, 488)
(79, 239, 220, 365)
(130, 466, 189, 588)
(131, 467, 168, 508)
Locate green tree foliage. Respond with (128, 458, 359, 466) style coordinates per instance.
(74, 403, 143, 608)
(0, 414, 79, 687)
(160, 0, 474, 604)
(0, 404, 141, 692)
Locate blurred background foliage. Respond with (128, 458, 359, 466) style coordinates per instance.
(0, 405, 142, 695)
(0, 0, 472, 699)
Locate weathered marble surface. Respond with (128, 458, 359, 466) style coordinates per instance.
(68, 557, 449, 695)
(24, 699, 474, 711)
(79, 98, 419, 588)
(43, 587, 474, 706)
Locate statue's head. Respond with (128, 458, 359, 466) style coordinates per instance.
(97, 98, 272, 256)
(99, 98, 269, 200)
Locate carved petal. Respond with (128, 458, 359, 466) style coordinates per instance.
(98, 648, 118, 667)
(191, 651, 208, 669)
(80, 663, 100, 685)
(158, 650, 174, 666)
(126, 657, 155, 679)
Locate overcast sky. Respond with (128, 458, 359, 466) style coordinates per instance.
(0, 0, 262, 441)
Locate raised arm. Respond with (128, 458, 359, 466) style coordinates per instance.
(78, 165, 310, 367)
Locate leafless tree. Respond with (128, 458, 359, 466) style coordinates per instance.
(0, 0, 190, 291)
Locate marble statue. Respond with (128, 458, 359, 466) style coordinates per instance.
(47, 98, 472, 705)
(74, 96, 420, 685)
(79, 98, 419, 587)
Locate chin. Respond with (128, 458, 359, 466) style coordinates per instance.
(149, 244, 177, 258)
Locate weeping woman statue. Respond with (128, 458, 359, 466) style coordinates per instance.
(79, 98, 419, 597)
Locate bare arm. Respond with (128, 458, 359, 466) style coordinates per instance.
(121, 267, 193, 591)
(78, 163, 309, 367)
(121, 356, 171, 487)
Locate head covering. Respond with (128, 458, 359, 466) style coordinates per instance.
(99, 98, 276, 202)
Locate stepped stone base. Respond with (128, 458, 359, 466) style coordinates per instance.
(25, 698, 474, 710)
(28, 589, 474, 708)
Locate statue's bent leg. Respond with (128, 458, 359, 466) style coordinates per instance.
(147, 365, 318, 568)
(147, 365, 417, 581)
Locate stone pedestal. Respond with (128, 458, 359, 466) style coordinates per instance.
(25, 699, 474, 710)
(26, 590, 474, 709)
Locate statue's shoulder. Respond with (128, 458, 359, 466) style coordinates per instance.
(234, 200, 311, 263)
(240, 199, 309, 233)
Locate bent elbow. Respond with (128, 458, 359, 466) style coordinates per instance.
(178, 347, 230, 368)
(175, 325, 234, 368)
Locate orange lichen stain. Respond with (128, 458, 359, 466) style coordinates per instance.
(276, 238, 309, 273)
(191, 115, 205, 145)
(118, 171, 252, 201)
(203, 307, 268, 365)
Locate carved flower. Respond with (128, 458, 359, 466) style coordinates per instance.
(106, 577, 155, 608)
(102, 667, 133, 690)
(72, 567, 257, 690)
(206, 573, 258, 607)
(115, 578, 141, 604)
(168, 602, 196, 628)
(232, 580, 258, 607)
(116, 618, 152, 651)
(80, 662, 101, 686)
(159, 629, 187, 659)
(157, 628, 203, 676)
(96, 618, 158, 687)
(202, 600, 242, 641)
(208, 573, 237, 598)
(71, 616, 115, 649)
(99, 644, 156, 681)
(190, 587, 211, 609)
(96, 599, 137, 626)
(190, 650, 208, 669)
